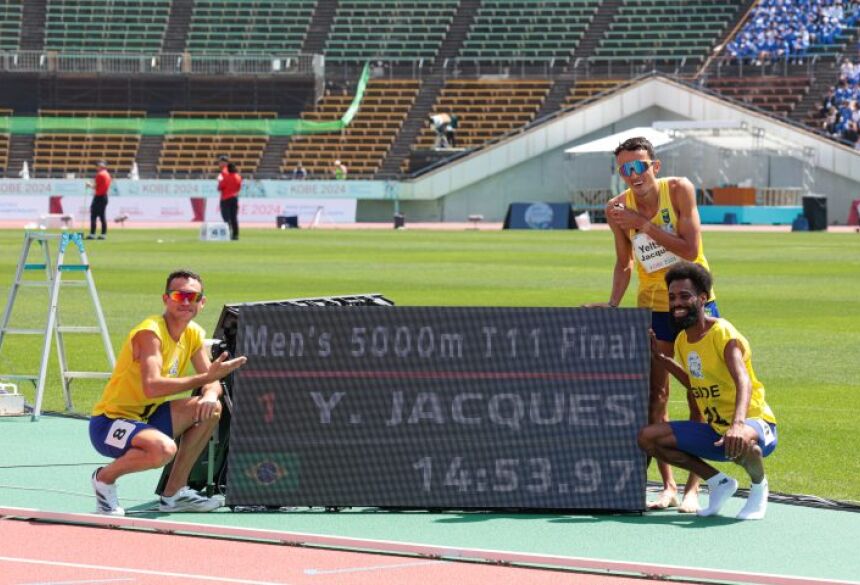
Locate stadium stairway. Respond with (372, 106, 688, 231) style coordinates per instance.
(378, 73, 445, 177)
(162, 0, 194, 53)
(257, 135, 293, 178)
(434, 0, 481, 68)
(5, 134, 34, 179)
(136, 135, 164, 178)
(533, 0, 624, 119)
(301, 0, 338, 56)
(19, 0, 46, 51)
(533, 75, 577, 121)
(695, 0, 770, 79)
(569, 0, 622, 66)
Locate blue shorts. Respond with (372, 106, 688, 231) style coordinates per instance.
(89, 402, 174, 459)
(651, 300, 720, 342)
(669, 419, 778, 462)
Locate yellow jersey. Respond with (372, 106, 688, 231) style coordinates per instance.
(624, 178, 712, 311)
(92, 315, 205, 421)
(674, 318, 776, 434)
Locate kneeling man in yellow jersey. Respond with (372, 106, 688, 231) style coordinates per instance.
(88, 269, 247, 515)
(638, 262, 777, 520)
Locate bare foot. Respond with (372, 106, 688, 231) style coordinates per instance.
(678, 490, 700, 513)
(646, 489, 680, 510)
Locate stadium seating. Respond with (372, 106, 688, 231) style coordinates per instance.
(593, 0, 741, 63)
(282, 79, 421, 177)
(725, 0, 860, 62)
(157, 112, 275, 175)
(44, 0, 171, 52)
(0, 107, 11, 172)
(34, 134, 140, 176)
(0, 1, 21, 51)
(186, 0, 315, 54)
(32, 109, 142, 176)
(564, 79, 625, 106)
(325, 0, 458, 62)
(412, 79, 551, 153)
(705, 76, 810, 115)
(459, 0, 600, 63)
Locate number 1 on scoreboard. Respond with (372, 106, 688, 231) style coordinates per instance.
(259, 391, 275, 423)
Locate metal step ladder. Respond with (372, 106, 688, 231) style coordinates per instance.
(0, 231, 115, 420)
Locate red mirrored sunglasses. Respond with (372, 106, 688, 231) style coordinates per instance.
(166, 290, 204, 303)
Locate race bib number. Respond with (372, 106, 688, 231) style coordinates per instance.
(104, 419, 136, 450)
(632, 231, 680, 273)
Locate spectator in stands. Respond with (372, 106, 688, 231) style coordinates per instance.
(89, 268, 246, 515)
(586, 136, 722, 513)
(86, 160, 111, 240)
(217, 161, 241, 240)
(639, 262, 777, 520)
(726, 0, 859, 65)
(333, 159, 348, 180)
(822, 106, 840, 135)
(429, 113, 458, 149)
(292, 162, 308, 180)
(820, 87, 837, 115)
(842, 119, 859, 144)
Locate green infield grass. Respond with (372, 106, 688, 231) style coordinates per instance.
(0, 227, 858, 502)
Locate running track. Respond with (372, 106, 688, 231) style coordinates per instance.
(0, 519, 656, 585)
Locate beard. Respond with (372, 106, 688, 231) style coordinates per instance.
(670, 302, 701, 332)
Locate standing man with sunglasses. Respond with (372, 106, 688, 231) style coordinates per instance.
(89, 269, 246, 515)
(587, 136, 719, 513)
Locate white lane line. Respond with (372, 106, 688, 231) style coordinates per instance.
(304, 559, 447, 576)
(0, 556, 292, 585)
(16, 579, 134, 585)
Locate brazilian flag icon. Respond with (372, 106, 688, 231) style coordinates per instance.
(233, 452, 299, 494)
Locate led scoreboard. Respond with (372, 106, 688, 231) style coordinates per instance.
(226, 306, 650, 511)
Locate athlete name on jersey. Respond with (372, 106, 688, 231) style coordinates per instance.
(691, 384, 721, 398)
(632, 232, 680, 273)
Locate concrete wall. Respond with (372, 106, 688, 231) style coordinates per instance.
(394, 77, 860, 225)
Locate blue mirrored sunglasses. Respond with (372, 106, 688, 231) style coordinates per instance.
(617, 160, 655, 177)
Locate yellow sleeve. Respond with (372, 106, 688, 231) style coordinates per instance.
(130, 316, 163, 344)
(711, 320, 750, 361)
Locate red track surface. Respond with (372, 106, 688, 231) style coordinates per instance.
(0, 519, 655, 585)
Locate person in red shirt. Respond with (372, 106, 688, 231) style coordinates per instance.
(86, 160, 112, 240)
(217, 158, 241, 240)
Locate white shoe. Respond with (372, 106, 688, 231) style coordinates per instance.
(737, 479, 769, 520)
(92, 468, 124, 516)
(159, 486, 222, 512)
(697, 474, 738, 517)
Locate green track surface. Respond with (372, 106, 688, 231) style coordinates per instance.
(0, 227, 858, 507)
(2, 415, 859, 583)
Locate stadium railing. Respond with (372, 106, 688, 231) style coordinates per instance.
(0, 51, 322, 76)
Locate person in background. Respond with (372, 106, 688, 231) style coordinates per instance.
(217, 159, 241, 240)
(292, 162, 308, 180)
(333, 159, 348, 180)
(429, 113, 457, 149)
(86, 160, 111, 240)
